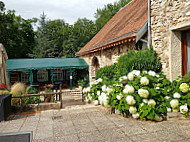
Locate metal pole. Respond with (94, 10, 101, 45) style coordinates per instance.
(30, 70, 33, 90)
(51, 69, 54, 84)
(70, 68, 72, 90)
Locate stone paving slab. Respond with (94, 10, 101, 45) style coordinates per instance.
(0, 104, 190, 142)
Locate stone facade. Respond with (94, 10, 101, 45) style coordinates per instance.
(151, 0, 190, 80)
(80, 42, 136, 82)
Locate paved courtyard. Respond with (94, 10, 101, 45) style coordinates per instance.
(0, 104, 190, 142)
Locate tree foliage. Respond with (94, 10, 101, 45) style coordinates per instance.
(95, 0, 131, 30)
(62, 18, 97, 58)
(0, 10, 36, 58)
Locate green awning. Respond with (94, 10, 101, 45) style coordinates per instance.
(7, 58, 89, 71)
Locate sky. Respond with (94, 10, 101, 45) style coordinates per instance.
(3, 0, 117, 24)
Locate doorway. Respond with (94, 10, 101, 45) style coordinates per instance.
(182, 30, 190, 76)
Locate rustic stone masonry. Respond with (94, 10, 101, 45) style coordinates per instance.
(151, 0, 190, 80)
(81, 42, 136, 82)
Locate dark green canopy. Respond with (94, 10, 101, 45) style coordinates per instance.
(7, 58, 89, 71)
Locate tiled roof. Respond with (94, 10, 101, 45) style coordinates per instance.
(76, 0, 148, 56)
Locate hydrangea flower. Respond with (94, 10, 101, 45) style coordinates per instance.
(165, 96, 170, 100)
(83, 88, 86, 94)
(148, 70, 156, 76)
(142, 99, 148, 104)
(180, 104, 188, 114)
(127, 72, 134, 81)
(173, 107, 180, 112)
(148, 99, 156, 106)
(142, 70, 148, 74)
(132, 113, 140, 119)
(116, 94, 123, 100)
(106, 87, 112, 94)
(138, 89, 149, 98)
(167, 107, 172, 112)
(123, 85, 135, 94)
(126, 95, 136, 105)
(132, 70, 141, 77)
(102, 85, 107, 92)
(97, 78, 103, 83)
(97, 91, 101, 96)
(86, 87, 91, 93)
(173, 92, 181, 99)
(179, 83, 189, 93)
(119, 76, 128, 81)
(140, 77, 149, 85)
(94, 100, 99, 106)
(129, 106, 137, 114)
(170, 99, 179, 108)
(155, 87, 160, 90)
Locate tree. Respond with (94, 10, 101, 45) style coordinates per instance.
(0, 10, 36, 58)
(62, 18, 97, 57)
(95, 0, 131, 31)
(30, 13, 69, 58)
(30, 12, 51, 58)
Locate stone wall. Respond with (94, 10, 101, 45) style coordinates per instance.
(151, 0, 190, 80)
(80, 42, 136, 82)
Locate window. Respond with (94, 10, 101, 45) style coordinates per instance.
(53, 70, 63, 81)
(37, 70, 48, 82)
(21, 71, 30, 83)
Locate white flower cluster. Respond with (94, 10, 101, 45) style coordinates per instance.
(116, 94, 123, 100)
(126, 95, 136, 105)
(140, 77, 149, 85)
(173, 92, 181, 99)
(83, 87, 91, 94)
(123, 85, 135, 94)
(138, 89, 149, 98)
(92, 78, 103, 85)
(179, 83, 189, 93)
(170, 99, 179, 109)
(180, 104, 188, 114)
(98, 92, 109, 107)
(85, 93, 92, 103)
(119, 76, 128, 82)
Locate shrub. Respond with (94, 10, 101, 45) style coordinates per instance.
(116, 47, 161, 77)
(24, 96, 41, 104)
(96, 64, 118, 80)
(83, 70, 190, 121)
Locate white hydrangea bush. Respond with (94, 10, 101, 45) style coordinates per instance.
(84, 70, 190, 120)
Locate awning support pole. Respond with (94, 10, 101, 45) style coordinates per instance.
(70, 68, 72, 90)
(8, 71, 11, 88)
(51, 69, 54, 84)
(30, 70, 33, 90)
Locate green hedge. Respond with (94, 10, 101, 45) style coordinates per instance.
(96, 48, 161, 80)
(117, 48, 161, 77)
(96, 64, 118, 80)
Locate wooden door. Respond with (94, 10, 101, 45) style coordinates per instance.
(182, 30, 190, 76)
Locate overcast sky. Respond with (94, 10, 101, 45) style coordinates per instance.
(3, 0, 117, 24)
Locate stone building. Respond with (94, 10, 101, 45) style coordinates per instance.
(76, 0, 148, 82)
(151, 0, 190, 80)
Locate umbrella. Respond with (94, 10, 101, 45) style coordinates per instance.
(0, 43, 9, 89)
